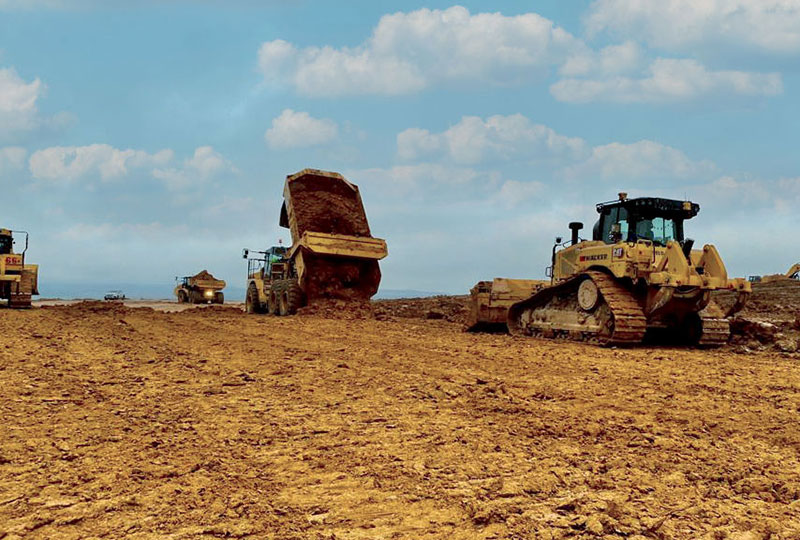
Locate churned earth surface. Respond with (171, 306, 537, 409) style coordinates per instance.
(1, 291, 800, 539)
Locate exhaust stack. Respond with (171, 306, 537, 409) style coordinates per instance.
(569, 222, 583, 245)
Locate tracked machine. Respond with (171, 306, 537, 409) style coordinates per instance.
(243, 169, 388, 316)
(0, 229, 38, 309)
(473, 194, 751, 346)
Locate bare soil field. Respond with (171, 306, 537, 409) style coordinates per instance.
(2, 292, 800, 539)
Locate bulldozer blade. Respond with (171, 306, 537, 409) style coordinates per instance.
(466, 278, 548, 332)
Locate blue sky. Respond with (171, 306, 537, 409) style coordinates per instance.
(1, 0, 799, 297)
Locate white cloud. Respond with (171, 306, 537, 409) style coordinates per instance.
(493, 179, 545, 208)
(559, 41, 643, 77)
(563, 140, 716, 183)
(0, 146, 26, 175)
(258, 6, 582, 96)
(264, 109, 338, 150)
(397, 114, 587, 165)
(0, 67, 45, 137)
(586, 0, 800, 56)
(152, 146, 235, 190)
(357, 163, 486, 191)
(551, 58, 782, 103)
(29, 144, 173, 181)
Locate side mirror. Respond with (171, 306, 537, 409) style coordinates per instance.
(242, 248, 249, 259)
(555, 236, 563, 244)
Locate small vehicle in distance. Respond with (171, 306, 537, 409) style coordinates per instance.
(104, 290, 126, 301)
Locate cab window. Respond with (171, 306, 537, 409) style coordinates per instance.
(601, 207, 629, 244)
(633, 217, 678, 246)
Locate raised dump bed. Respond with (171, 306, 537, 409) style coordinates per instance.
(279, 169, 387, 301)
(244, 169, 388, 315)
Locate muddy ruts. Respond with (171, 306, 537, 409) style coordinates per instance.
(508, 271, 647, 346)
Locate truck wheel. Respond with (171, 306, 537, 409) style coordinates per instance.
(280, 280, 304, 316)
(177, 290, 188, 303)
(245, 285, 261, 314)
(269, 282, 283, 315)
(215, 292, 224, 305)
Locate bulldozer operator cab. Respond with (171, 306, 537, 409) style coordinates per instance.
(592, 196, 699, 247)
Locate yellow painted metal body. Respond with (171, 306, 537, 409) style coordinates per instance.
(554, 239, 751, 294)
(0, 229, 39, 306)
(466, 278, 548, 330)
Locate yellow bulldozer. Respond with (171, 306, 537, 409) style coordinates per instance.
(469, 194, 751, 346)
(0, 229, 38, 309)
(243, 169, 388, 316)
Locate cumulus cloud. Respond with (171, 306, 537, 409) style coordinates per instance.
(264, 109, 338, 149)
(152, 146, 236, 190)
(0, 67, 46, 137)
(493, 179, 546, 208)
(397, 114, 587, 165)
(29, 144, 173, 181)
(586, 0, 800, 56)
(563, 140, 717, 182)
(0, 146, 26, 175)
(258, 6, 582, 96)
(559, 41, 643, 77)
(356, 163, 488, 193)
(551, 58, 782, 103)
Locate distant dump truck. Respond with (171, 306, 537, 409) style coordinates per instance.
(243, 169, 388, 316)
(175, 270, 225, 304)
(0, 228, 38, 308)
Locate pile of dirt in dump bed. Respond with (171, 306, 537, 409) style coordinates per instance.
(285, 172, 372, 240)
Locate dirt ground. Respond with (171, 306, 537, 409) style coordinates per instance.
(2, 294, 800, 539)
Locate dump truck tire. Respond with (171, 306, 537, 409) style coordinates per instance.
(177, 290, 188, 304)
(269, 282, 283, 315)
(214, 292, 224, 305)
(245, 285, 262, 314)
(279, 280, 304, 316)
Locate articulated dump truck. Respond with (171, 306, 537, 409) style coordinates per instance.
(0, 229, 38, 309)
(468, 194, 751, 346)
(243, 169, 388, 316)
(174, 270, 226, 304)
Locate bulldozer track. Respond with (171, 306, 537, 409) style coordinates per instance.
(508, 271, 646, 346)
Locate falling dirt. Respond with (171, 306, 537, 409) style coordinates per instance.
(3, 299, 800, 538)
(301, 256, 381, 302)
